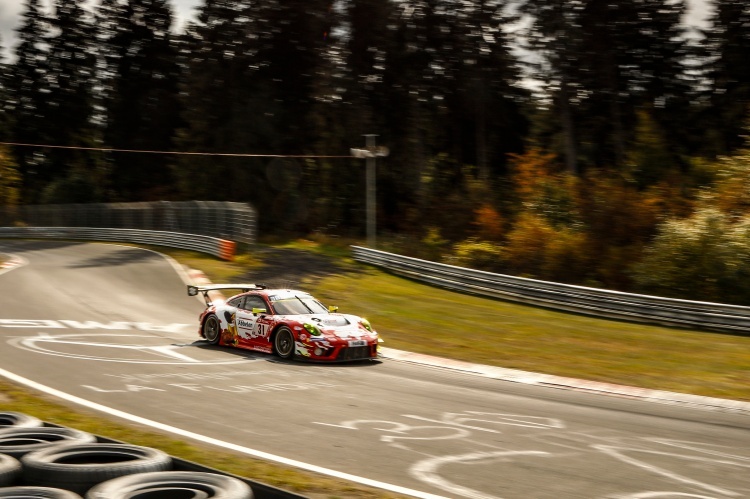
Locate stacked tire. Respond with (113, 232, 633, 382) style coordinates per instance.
(0, 412, 254, 498)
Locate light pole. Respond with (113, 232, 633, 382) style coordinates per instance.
(350, 135, 389, 247)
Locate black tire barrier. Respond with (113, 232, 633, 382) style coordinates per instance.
(0, 487, 82, 498)
(0, 414, 42, 430)
(20, 443, 172, 495)
(0, 428, 97, 458)
(85, 471, 254, 498)
(0, 454, 21, 487)
(0, 414, 305, 499)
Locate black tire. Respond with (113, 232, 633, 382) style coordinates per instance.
(0, 487, 82, 498)
(273, 326, 295, 359)
(202, 314, 222, 345)
(0, 413, 43, 429)
(0, 453, 22, 487)
(85, 471, 254, 499)
(21, 443, 172, 495)
(0, 427, 96, 458)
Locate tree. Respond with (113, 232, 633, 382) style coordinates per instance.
(97, 0, 182, 200)
(175, 0, 267, 205)
(6, 0, 50, 203)
(446, 0, 528, 179)
(523, 0, 690, 174)
(703, 0, 750, 156)
(43, 0, 99, 201)
(521, 0, 584, 174)
(632, 208, 750, 304)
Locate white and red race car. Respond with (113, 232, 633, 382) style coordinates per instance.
(188, 284, 381, 361)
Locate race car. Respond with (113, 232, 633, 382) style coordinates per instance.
(187, 284, 381, 361)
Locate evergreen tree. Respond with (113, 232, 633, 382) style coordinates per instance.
(176, 0, 333, 232)
(43, 0, 99, 201)
(521, 0, 585, 174)
(176, 0, 268, 204)
(0, 35, 7, 139)
(253, 0, 333, 151)
(6, 0, 50, 202)
(704, 0, 750, 155)
(575, 0, 688, 172)
(523, 0, 689, 176)
(97, 0, 182, 200)
(446, 0, 528, 179)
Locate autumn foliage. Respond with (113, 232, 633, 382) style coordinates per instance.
(412, 139, 750, 304)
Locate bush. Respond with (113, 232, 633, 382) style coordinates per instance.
(632, 208, 750, 304)
(450, 238, 504, 272)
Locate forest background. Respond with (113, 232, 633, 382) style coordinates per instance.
(0, 0, 749, 305)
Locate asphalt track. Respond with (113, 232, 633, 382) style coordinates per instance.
(1, 240, 749, 499)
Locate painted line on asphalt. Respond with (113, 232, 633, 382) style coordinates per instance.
(0, 367, 449, 499)
(380, 347, 750, 415)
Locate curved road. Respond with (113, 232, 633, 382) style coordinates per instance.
(1, 240, 749, 499)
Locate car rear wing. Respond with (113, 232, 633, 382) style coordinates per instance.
(187, 284, 266, 306)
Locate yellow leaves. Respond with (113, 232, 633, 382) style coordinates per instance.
(501, 213, 592, 282)
(472, 204, 504, 241)
(706, 150, 750, 216)
(0, 145, 21, 207)
(508, 147, 560, 202)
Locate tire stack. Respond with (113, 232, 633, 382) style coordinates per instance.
(0, 411, 256, 498)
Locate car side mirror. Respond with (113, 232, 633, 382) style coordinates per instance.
(252, 308, 267, 316)
(328, 306, 339, 313)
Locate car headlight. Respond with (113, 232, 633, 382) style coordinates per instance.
(303, 322, 322, 336)
(359, 318, 373, 332)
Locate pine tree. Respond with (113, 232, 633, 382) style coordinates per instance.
(704, 0, 750, 155)
(446, 0, 527, 179)
(97, 0, 182, 200)
(522, 0, 585, 174)
(523, 0, 689, 175)
(6, 0, 50, 202)
(176, 0, 266, 201)
(574, 0, 688, 171)
(43, 0, 99, 201)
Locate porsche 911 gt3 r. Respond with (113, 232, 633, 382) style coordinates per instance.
(188, 284, 381, 361)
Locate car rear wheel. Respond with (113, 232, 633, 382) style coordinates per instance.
(273, 327, 295, 359)
(203, 315, 221, 345)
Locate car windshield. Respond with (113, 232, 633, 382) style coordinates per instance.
(272, 295, 329, 315)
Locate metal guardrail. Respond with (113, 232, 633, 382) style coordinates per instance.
(0, 201, 257, 245)
(352, 246, 750, 334)
(0, 227, 236, 260)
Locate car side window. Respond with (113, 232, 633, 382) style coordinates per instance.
(244, 295, 267, 312)
(227, 296, 244, 308)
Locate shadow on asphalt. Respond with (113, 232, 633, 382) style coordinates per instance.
(190, 340, 383, 367)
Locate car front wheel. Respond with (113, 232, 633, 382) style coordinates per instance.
(202, 315, 221, 345)
(273, 326, 295, 359)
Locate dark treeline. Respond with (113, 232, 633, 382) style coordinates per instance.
(1, 0, 750, 303)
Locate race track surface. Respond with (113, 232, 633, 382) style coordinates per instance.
(1, 240, 749, 499)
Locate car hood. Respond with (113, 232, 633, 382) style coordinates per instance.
(283, 313, 372, 338)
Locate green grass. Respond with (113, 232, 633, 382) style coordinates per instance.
(2, 238, 749, 498)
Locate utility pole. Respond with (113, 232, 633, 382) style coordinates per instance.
(350, 135, 389, 247)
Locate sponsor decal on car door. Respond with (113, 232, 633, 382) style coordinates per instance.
(235, 310, 270, 345)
